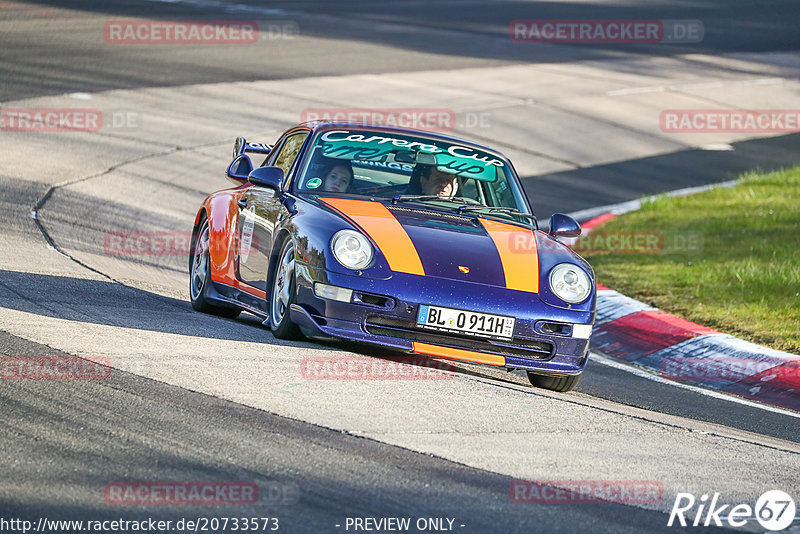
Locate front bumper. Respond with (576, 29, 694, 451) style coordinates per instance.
(293, 264, 593, 375)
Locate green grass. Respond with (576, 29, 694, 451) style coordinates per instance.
(583, 167, 800, 354)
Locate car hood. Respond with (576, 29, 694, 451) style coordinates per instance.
(320, 197, 547, 293)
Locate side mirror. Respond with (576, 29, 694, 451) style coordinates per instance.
(548, 213, 581, 238)
(248, 166, 284, 191)
(227, 154, 253, 182)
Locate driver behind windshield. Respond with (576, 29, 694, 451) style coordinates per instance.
(408, 164, 459, 198)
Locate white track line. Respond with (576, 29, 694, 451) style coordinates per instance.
(568, 179, 739, 223)
(591, 352, 800, 419)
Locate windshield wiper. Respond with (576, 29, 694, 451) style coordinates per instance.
(391, 195, 483, 206)
(456, 205, 538, 221)
(389, 196, 537, 226)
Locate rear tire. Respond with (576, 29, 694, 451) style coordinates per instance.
(269, 239, 302, 340)
(189, 217, 241, 319)
(527, 372, 582, 392)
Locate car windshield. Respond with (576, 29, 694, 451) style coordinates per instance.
(295, 128, 534, 223)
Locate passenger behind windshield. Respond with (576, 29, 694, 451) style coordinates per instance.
(307, 161, 354, 193)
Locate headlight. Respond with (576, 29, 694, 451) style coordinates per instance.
(548, 263, 591, 303)
(331, 230, 373, 270)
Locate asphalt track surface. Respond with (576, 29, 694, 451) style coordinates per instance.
(1, 1, 800, 533)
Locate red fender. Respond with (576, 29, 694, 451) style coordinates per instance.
(195, 189, 267, 300)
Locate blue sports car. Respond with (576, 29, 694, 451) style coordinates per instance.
(189, 122, 596, 391)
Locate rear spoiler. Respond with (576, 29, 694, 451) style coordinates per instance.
(228, 137, 273, 183)
(233, 136, 272, 158)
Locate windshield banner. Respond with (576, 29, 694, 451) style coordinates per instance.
(318, 130, 504, 181)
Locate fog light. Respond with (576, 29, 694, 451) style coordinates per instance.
(314, 283, 353, 303)
(572, 324, 593, 339)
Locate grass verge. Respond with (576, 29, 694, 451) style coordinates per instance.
(582, 166, 800, 354)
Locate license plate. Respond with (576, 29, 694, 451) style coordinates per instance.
(416, 304, 515, 340)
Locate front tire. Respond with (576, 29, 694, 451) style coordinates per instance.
(189, 217, 241, 318)
(527, 372, 582, 392)
(269, 239, 302, 340)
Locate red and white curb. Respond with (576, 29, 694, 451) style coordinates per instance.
(592, 287, 800, 412)
(568, 182, 800, 413)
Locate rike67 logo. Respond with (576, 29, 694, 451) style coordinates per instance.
(668, 490, 796, 531)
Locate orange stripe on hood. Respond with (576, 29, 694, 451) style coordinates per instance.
(321, 198, 425, 276)
(478, 218, 539, 293)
